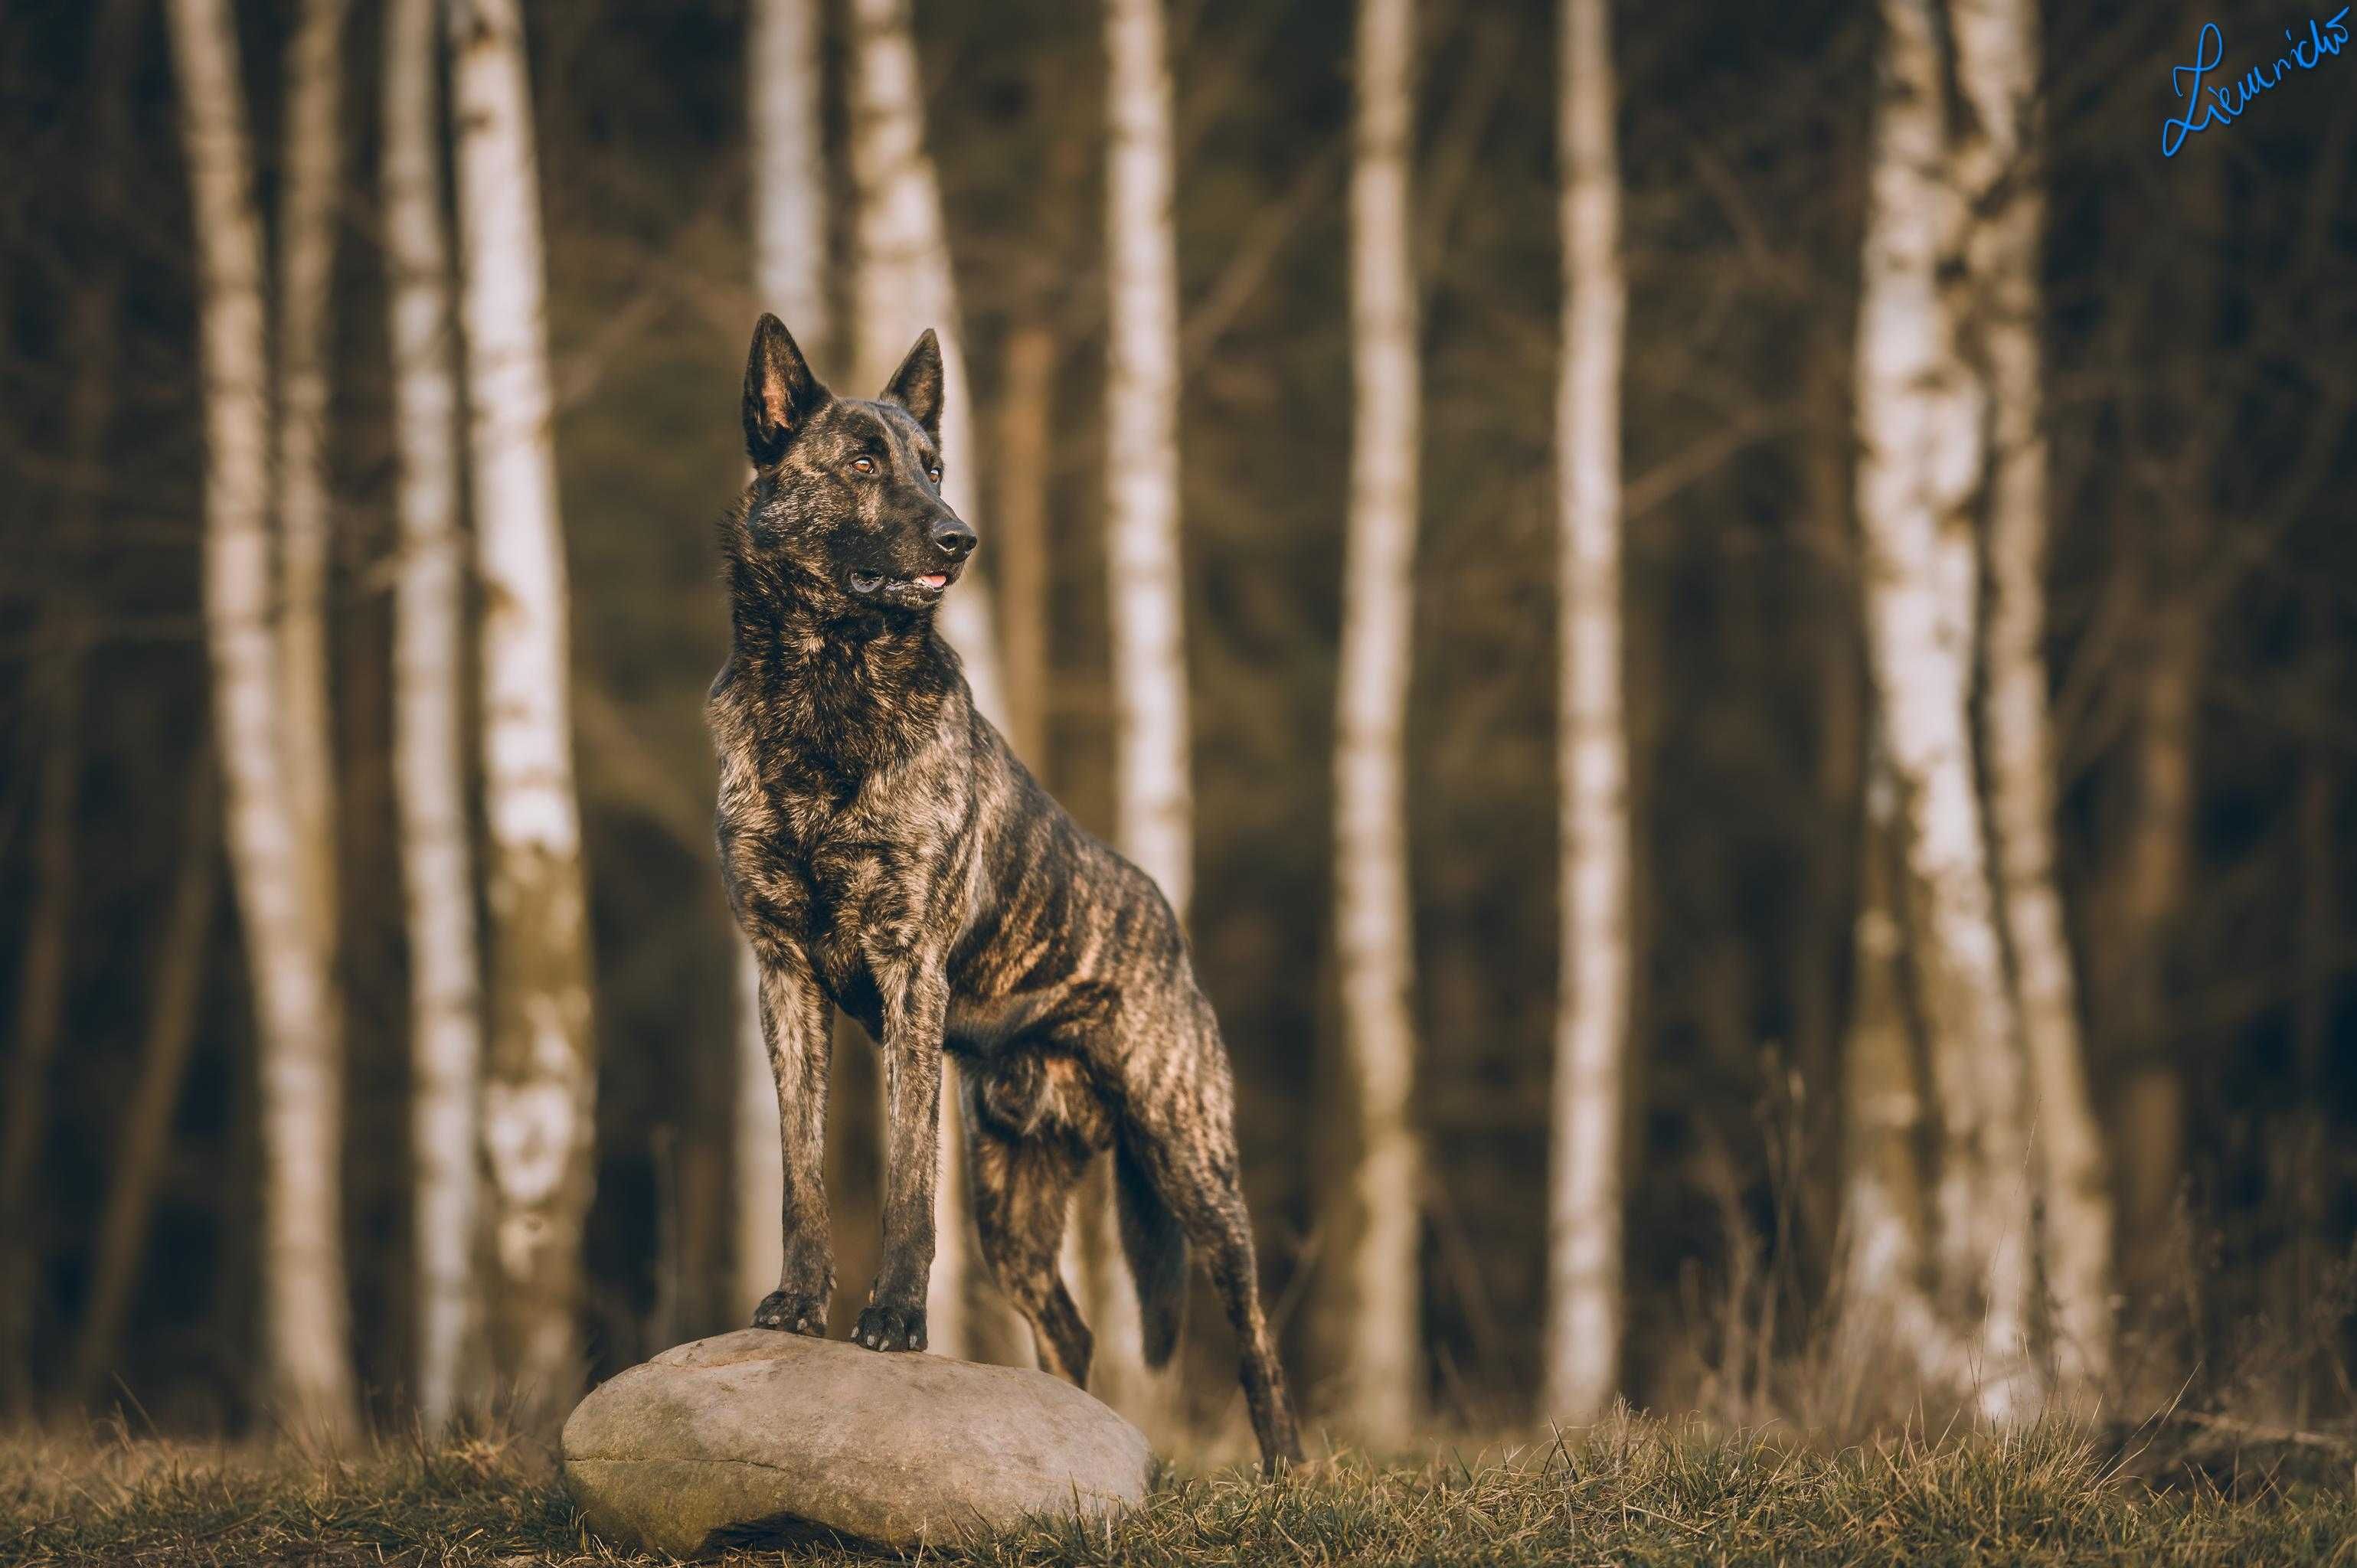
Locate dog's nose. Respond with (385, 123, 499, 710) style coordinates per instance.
(932, 518, 977, 559)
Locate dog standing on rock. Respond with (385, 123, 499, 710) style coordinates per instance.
(709, 315, 1304, 1472)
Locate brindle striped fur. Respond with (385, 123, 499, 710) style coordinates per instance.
(710, 315, 1302, 1470)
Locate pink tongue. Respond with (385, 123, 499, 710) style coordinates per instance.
(920, 573, 948, 588)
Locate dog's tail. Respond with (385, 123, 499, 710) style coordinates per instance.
(1113, 1134, 1187, 1368)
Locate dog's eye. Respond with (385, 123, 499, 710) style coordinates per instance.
(852, 456, 876, 475)
(927, 465, 942, 484)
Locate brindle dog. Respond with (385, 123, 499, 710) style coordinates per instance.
(711, 315, 1303, 1471)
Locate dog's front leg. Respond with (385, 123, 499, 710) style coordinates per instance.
(748, 946, 835, 1336)
(858, 960, 948, 1353)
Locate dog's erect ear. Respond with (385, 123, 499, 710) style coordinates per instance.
(744, 314, 829, 467)
(878, 328, 945, 442)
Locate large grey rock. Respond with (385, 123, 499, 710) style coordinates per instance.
(561, 1329, 1155, 1556)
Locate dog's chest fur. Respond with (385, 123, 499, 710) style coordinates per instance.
(711, 629, 980, 1030)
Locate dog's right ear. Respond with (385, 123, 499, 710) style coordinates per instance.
(744, 314, 829, 468)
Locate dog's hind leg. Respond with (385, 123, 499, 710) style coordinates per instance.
(962, 1076, 1096, 1383)
(1113, 1132, 1188, 1367)
(1116, 1009, 1305, 1472)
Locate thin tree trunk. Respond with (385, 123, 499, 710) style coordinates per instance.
(1542, 0, 1630, 1426)
(273, 0, 348, 1135)
(1104, 0, 1192, 928)
(1794, 332, 1862, 1302)
(737, 0, 831, 1335)
(447, 0, 599, 1419)
(1837, 757, 1960, 1394)
(0, 601, 82, 1420)
(752, 0, 829, 346)
(844, 0, 1028, 1363)
(1332, 0, 1422, 1446)
(994, 321, 1056, 768)
(167, 0, 359, 1439)
(1089, 0, 1190, 1419)
(978, 142, 1082, 1374)
(70, 769, 220, 1406)
(732, 939, 785, 1321)
(996, 95, 1087, 773)
(2101, 126, 2217, 1356)
(387, 0, 485, 1432)
(0, 0, 142, 1417)
(2109, 600, 2203, 1312)
(2290, 675, 2333, 1416)
(845, 0, 1006, 735)
(1952, 0, 2113, 1400)
(1854, 0, 2035, 1423)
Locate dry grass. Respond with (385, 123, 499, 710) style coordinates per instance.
(6, 1415, 2356, 1566)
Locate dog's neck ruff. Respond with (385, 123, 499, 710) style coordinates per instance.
(725, 555, 963, 763)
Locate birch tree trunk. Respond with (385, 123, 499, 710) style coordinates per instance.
(166, 0, 359, 1439)
(753, 0, 829, 347)
(1542, 0, 1630, 1426)
(273, 0, 348, 1111)
(737, 0, 832, 1331)
(846, 0, 1005, 733)
(1853, 0, 2035, 1423)
(1839, 757, 1963, 1393)
(732, 939, 785, 1318)
(1951, 0, 2113, 1399)
(1104, 0, 1192, 929)
(1332, 0, 1422, 1445)
(845, 0, 998, 1358)
(387, 0, 486, 1433)
(1085, 0, 1192, 1418)
(447, 0, 599, 1419)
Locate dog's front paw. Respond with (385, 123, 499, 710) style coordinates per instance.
(752, 1291, 830, 1337)
(853, 1303, 927, 1353)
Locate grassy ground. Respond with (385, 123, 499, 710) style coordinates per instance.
(6, 1419, 2355, 1566)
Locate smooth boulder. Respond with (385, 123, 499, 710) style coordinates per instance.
(561, 1328, 1155, 1556)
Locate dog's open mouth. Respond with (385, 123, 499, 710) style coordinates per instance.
(848, 568, 956, 604)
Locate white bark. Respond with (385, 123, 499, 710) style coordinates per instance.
(1104, 0, 1192, 922)
(387, 0, 485, 1434)
(1950, 0, 2113, 1400)
(1543, 0, 1630, 1426)
(931, 1067, 973, 1360)
(845, 0, 1007, 735)
(166, 0, 358, 1439)
(1854, 0, 2035, 1422)
(447, 0, 599, 1416)
(1839, 762, 1966, 1391)
(1333, 0, 1422, 1445)
(733, 938, 785, 1317)
(1084, 0, 1190, 1418)
(845, 0, 993, 1355)
(753, 0, 829, 348)
(273, 0, 347, 1033)
(737, 0, 831, 1332)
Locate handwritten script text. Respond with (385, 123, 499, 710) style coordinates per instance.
(2164, 11, 2349, 157)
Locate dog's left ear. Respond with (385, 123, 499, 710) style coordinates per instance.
(879, 328, 945, 442)
(744, 313, 829, 468)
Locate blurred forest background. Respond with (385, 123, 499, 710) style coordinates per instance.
(2, 0, 2355, 1455)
